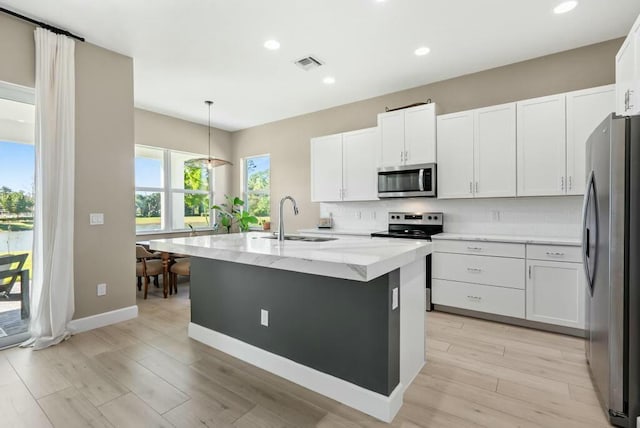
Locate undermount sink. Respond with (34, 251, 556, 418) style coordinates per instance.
(262, 235, 337, 242)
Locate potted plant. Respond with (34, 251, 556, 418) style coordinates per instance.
(262, 220, 271, 231)
(212, 195, 259, 233)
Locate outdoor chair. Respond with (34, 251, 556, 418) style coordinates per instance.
(0, 253, 30, 319)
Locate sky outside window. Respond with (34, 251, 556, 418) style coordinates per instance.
(0, 141, 34, 193)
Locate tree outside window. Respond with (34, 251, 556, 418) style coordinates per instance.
(244, 155, 270, 224)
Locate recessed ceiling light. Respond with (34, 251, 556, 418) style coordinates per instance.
(323, 76, 336, 85)
(264, 39, 280, 50)
(553, 1, 578, 14)
(414, 46, 431, 56)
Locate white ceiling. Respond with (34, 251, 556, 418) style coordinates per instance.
(1, 0, 639, 131)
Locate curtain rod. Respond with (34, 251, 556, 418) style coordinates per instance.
(0, 7, 85, 42)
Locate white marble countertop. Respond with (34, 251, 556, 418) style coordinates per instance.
(297, 228, 379, 237)
(431, 233, 581, 247)
(150, 232, 431, 282)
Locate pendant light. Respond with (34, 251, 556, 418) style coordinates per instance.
(186, 100, 232, 169)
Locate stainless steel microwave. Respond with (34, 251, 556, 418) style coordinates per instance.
(377, 163, 436, 198)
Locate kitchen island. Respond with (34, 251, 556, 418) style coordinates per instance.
(150, 232, 431, 422)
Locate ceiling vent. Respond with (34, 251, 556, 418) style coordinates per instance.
(294, 55, 324, 71)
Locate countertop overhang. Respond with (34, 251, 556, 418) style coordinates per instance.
(150, 232, 431, 282)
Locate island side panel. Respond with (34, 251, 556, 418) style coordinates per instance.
(190, 257, 400, 396)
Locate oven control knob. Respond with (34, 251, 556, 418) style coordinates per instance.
(428, 216, 432, 220)
(434, 216, 438, 220)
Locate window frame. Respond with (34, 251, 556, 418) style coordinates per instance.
(243, 154, 271, 226)
(135, 145, 214, 235)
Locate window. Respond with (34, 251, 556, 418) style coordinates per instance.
(135, 145, 213, 233)
(244, 155, 270, 223)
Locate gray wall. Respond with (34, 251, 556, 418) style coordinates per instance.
(231, 38, 623, 231)
(191, 258, 400, 395)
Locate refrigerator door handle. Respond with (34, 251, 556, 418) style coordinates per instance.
(581, 170, 595, 294)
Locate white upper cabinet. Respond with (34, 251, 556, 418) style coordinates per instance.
(517, 94, 567, 197)
(437, 103, 516, 199)
(379, 103, 437, 167)
(404, 104, 437, 165)
(615, 13, 640, 116)
(379, 110, 405, 167)
(342, 128, 379, 201)
(310, 134, 343, 202)
(474, 103, 517, 198)
(310, 128, 379, 203)
(566, 85, 615, 195)
(437, 111, 474, 199)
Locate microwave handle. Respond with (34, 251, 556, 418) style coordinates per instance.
(418, 169, 424, 191)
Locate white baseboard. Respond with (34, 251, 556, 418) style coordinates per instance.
(188, 322, 404, 423)
(69, 305, 138, 333)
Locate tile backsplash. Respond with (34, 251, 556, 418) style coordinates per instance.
(319, 196, 583, 238)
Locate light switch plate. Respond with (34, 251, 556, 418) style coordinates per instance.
(261, 309, 269, 327)
(90, 213, 104, 225)
(392, 287, 398, 310)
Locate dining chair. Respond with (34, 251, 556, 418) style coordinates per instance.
(136, 245, 164, 299)
(169, 257, 190, 295)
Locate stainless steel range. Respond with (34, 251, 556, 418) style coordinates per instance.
(372, 212, 443, 310)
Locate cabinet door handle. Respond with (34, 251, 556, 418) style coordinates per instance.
(467, 246, 483, 251)
(405, 150, 409, 162)
(625, 90, 630, 111)
(466, 267, 482, 273)
(466, 295, 482, 302)
(528, 265, 532, 279)
(342, 188, 346, 199)
(626, 90, 634, 111)
(568, 176, 572, 191)
(475, 181, 478, 193)
(545, 251, 565, 256)
(400, 151, 404, 162)
(561, 176, 565, 191)
(469, 182, 473, 194)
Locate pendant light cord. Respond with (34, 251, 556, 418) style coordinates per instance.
(206, 100, 213, 160)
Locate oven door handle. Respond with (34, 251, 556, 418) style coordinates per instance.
(418, 169, 425, 192)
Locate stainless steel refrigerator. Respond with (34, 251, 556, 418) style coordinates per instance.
(584, 113, 640, 427)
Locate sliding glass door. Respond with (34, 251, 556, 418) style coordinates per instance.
(0, 82, 34, 348)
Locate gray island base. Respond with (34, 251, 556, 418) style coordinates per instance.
(151, 232, 430, 422)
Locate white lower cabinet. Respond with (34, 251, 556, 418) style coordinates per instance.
(433, 239, 586, 331)
(525, 259, 585, 329)
(432, 279, 525, 318)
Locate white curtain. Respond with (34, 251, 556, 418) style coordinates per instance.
(22, 28, 76, 350)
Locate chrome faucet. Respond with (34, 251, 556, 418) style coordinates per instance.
(278, 196, 299, 241)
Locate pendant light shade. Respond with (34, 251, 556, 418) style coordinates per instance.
(186, 100, 232, 169)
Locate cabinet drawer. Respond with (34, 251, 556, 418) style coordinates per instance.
(434, 239, 525, 258)
(433, 253, 524, 289)
(432, 279, 525, 318)
(526, 244, 582, 263)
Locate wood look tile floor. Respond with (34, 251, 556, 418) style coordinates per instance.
(0, 281, 610, 427)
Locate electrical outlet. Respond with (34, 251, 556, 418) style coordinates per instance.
(90, 213, 104, 225)
(392, 287, 399, 310)
(260, 309, 269, 327)
(97, 283, 107, 296)
(491, 210, 501, 222)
